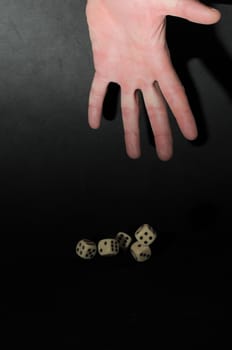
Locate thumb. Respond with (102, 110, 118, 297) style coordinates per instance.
(167, 0, 221, 24)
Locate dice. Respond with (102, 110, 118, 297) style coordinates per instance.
(98, 238, 119, 256)
(76, 239, 97, 260)
(115, 232, 132, 249)
(75, 224, 157, 262)
(130, 241, 151, 262)
(134, 224, 157, 245)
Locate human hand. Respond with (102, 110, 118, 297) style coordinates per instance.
(86, 0, 221, 160)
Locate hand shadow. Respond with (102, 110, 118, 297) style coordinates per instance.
(102, 82, 120, 121)
(102, 1, 232, 150)
(165, 3, 232, 147)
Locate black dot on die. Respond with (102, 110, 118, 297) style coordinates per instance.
(144, 232, 148, 235)
(100, 248, 103, 252)
(149, 236, 153, 240)
(144, 241, 148, 244)
(104, 241, 107, 245)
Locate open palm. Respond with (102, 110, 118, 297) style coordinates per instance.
(86, 0, 221, 160)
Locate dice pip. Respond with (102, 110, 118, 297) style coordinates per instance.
(135, 224, 157, 245)
(115, 232, 132, 249)
(76, 239, 97, 260)
(130, 241, 151, 262)
(98, 238, 119, 256)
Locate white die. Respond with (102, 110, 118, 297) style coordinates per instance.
(76, 239, 97, 260)
(135, 224, 157, 245)
(98, 238, 119, 256)
(130, 241, 151, 262)
(115, 232, 132, 249)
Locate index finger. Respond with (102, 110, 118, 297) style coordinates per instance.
(157, 56, 198, 140)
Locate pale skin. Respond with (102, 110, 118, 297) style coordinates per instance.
(86, 0, 221, 160)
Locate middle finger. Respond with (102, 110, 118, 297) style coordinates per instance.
(142, 82, 173, 160)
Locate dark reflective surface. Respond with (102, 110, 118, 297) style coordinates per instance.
(0, 1, 228, 348)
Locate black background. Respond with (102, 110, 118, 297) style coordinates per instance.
(0, 1, 228, 348)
